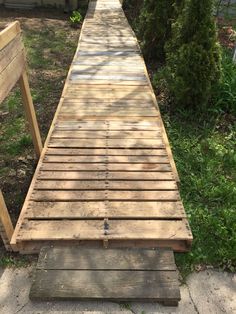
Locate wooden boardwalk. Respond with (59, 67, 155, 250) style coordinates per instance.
(11, 0, 192, 253)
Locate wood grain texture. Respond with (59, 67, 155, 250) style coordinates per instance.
(36, 247, 176, 270)
(37, 171, 174, 180)
(26, 201, 186, 219)
(0, 190, 14, 251)
(30, 190, 180, 201)
(34, 180, 177, 190)
(30, 269, 180, 301)
(17, 220, 191, 240)
(0, 50, 25, 104)
(0, 21, 21, 51)
(43, 155, 169, 163)
(46, 148, 167, 156)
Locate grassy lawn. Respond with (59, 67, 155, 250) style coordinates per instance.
(161, 107, 236, 277)
(0, 8, 80, 262)
(153, 43, 236, 277)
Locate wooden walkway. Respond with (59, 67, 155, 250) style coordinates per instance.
(11, 0, 192, 253)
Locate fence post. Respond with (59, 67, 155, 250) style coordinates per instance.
(0, 190, 14, 251)
(19, 70, 43, 159)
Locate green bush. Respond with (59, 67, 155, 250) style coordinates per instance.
(136, 0, 175, 60)
(165, 0, 221, 108)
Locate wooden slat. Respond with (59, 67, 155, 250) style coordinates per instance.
(37, 247, 176, 270)
(17, 220, 191, 241)
(0, 34, 23, 75)
(51, 131, 161, 139)
(0, 21, 21, 51)
(43, 155, 169, 163)
(26, 201, 186, 219)
(0, 50, 25, 104)
(54, 122, 160, 131)
(40, 163, 171, 172)
(57, 115, 158, 121)
(0, 190, 14, 251)
(19, 71, 43, 158)
(62, 100, 154, 106)
(46, 148, 167, 156)
(48, 139, 164, 148)
(30, 269, 180, 301)
(38, 171, 174, 180)
(66, 85, 150, 91)
(34, 180, 177, 190)
(30, 190, 180, 201)
(59, 109, 158, 116)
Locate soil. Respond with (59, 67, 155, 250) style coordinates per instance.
(218, 17, 236, 49)
(0, 6, 81, 255)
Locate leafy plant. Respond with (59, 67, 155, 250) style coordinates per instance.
(135, 0, 175, 61)
(70, 10, 83, 27)
(165, 0, 222, 109)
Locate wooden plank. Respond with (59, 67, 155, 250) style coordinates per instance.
(48, 139, 164, 148)
(69, 80, 147, 86)
(36, 247, 176, 270)
(34, 180, 177, 190)
(70, 65, 143, 73)
(26, 201, 186, 219)
(0, 21, 21, 51)
(18, 240, 190, 256)
(0, 34, 23, 75)
(66, 85, 150, 91)
(40, 163, 171, 172)
(57, 115, 157, 121)
(61, 100, 153, 106)
(17, 220, 191, 241)
(19, 70, 43, 158)
(51, 131, 161, 139)
(30, 190, 179, 201)
(0, 190, 14, 251)
(30, 269, 180, 301)
(38, 171, 174, 180)
(64, 99, 150, 106)
(0, 50, 25, 104)
(59, 109, 158, 117)
(46, 148, 167, 156)
(70, 72, 146, 79)
(55, 121, 160, 130)
(43, 155, 169, 163)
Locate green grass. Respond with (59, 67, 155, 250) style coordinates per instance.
(0, 22, 78, 160)
(0, 253, 36, 267)
(0, 256, 29, 267)
(212, 48, 236, 115)
(160, 108, 236, 277)
(150, 47, 236, 278)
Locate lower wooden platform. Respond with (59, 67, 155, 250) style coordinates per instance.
(30, 247, 180, 305)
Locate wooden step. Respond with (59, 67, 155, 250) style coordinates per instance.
(30, 247, 180, 305)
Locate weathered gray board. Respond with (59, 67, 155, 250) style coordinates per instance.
(30, 247, 180, 305)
